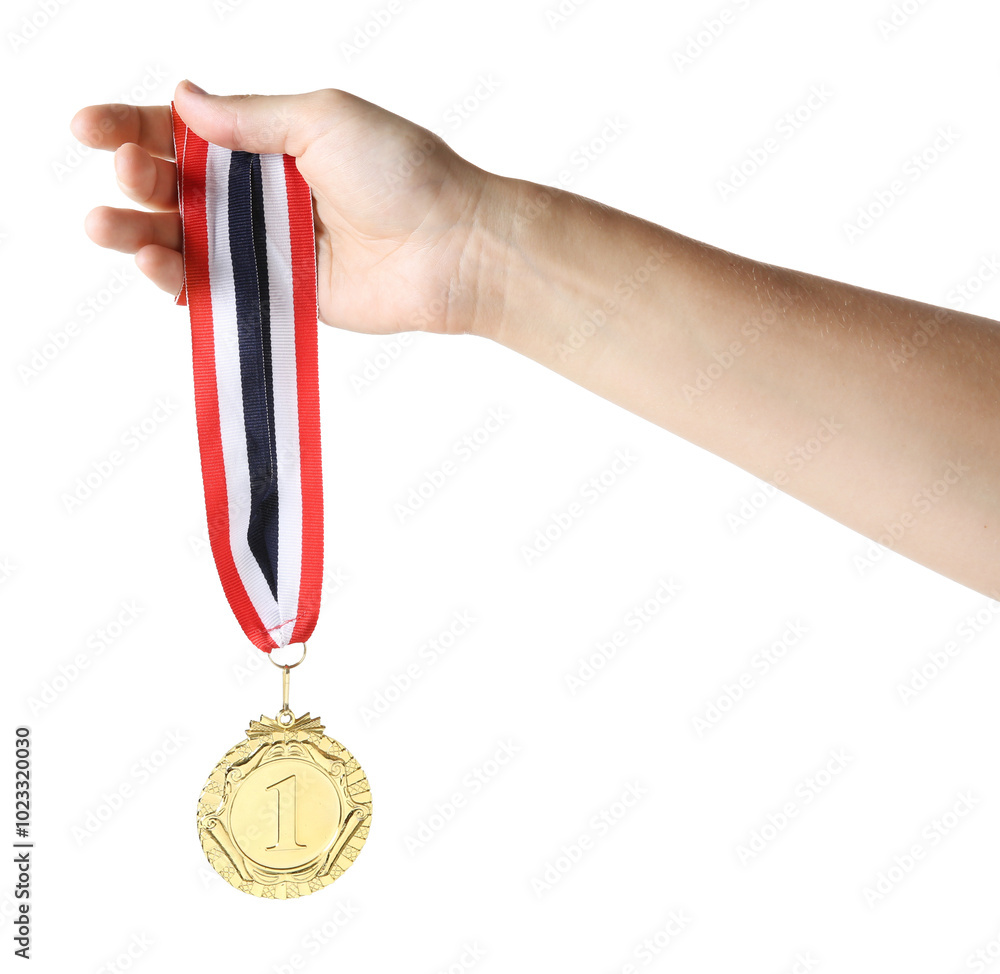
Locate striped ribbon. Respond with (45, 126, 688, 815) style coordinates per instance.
(171, 103, 323, 652)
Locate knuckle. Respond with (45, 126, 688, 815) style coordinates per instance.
(228, 94, 258, 147)
(297, 88, 352, 152)
(311, 88, 348, 114)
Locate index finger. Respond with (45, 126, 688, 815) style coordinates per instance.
(70, 104, 175, 160)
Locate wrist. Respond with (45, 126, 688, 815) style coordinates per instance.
(463, 174, 614, 357)
(460, 174, 576, 350)
(454, 170, 520, 343)
(467, 175, 683, 376)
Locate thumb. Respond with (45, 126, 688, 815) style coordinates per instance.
(173, 79, 329, 156)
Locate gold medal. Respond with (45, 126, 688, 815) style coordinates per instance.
(196, 653, 372, 898)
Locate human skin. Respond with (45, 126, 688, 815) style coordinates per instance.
(71, 81, 1000, 599)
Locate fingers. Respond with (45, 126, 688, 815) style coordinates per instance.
(85, 206, 181, 255)
(114, 143, 178, 211)
(85, 202, 183, 294)
(135, 245, 184, 296)
(71, 103, 174, 159)
(172, 79, 346, 156)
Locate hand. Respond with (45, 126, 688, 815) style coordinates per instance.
(71, 80, 511, 337)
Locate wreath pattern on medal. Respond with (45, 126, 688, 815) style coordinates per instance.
(197, 713, 371, 899)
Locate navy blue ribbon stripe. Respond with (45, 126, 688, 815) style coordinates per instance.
(229, 150, 280, 600)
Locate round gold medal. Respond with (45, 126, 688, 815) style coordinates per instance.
(196, 710, 371, 899)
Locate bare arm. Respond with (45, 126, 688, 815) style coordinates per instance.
(471, 178, 1000, 598)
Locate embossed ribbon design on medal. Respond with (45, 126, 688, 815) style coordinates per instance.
(171, 103, 371, 899)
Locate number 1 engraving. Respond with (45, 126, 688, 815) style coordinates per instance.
(266, 774, 307, 850)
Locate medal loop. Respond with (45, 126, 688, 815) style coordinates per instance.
(270, 642, 307, 724)
(268, 641, 308, 670)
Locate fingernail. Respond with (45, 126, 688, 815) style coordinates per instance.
(182, 79, 208, 95)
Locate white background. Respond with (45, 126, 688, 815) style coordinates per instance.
(3, 0, 1000, 970)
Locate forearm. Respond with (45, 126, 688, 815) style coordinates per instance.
(474, 175, 1000, 598)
